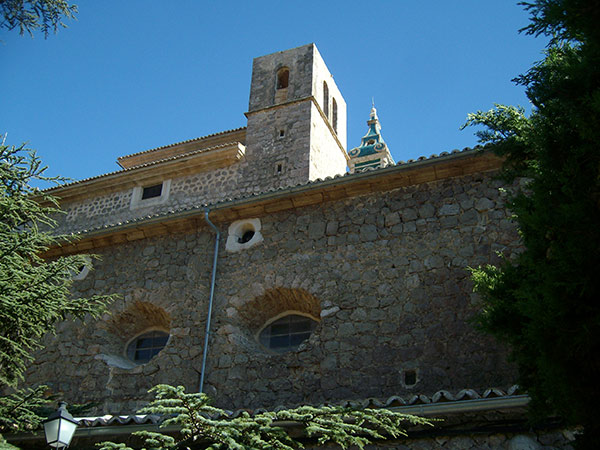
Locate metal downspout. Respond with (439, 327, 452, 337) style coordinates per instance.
(200, 207, 219, 393)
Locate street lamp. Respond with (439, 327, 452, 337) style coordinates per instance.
(43, 402, 79, 449)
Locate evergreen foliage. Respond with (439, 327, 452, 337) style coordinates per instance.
(0, 143, 114, 388)
(463, 1, 600, 446)
(0, 386, 48, 434)
(97, 385, 432, 450)
(0, 143, 115, 445)
(0, 0, 76, 37)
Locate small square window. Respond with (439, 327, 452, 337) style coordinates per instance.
(141, 183, 163, 200)
(130, 179, 171, 210)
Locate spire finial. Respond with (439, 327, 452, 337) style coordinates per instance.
(370, 99, 378, 120)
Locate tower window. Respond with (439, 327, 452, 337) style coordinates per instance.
(279, 129, 285, 137)
(323, 81, 329, 119)
(141, 183, 163, 200)
(126, 330, 169, 364)
(273, 161, 285, 175)
(276, 68, 289, 89)
(275, 68, 290, 103)
(258, 314, 318, 353)
(332, 97, 338, 133)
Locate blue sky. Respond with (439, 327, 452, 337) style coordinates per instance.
(1, 1, 547, 185)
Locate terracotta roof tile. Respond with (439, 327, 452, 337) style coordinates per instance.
(75, 385, 522, 428)
(44, 141, 244, 193)
(117, 127, 247, 161)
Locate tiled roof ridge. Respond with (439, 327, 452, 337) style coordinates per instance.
(123, 141, 243, 172)
(117, 126, 247, 162)
(76, 384, 522, 427)
(43, 141, 244, 193)
(71, 145, 492, 236)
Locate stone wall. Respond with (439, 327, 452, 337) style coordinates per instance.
(27, 230, 215, 413)
(28, 170, 520, 415)
(206, 171, 519, 409)
(242, 101, 313, 193)
(54, 163, 244, 235)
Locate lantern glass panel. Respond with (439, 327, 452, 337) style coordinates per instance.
(44, 417, 78, 448)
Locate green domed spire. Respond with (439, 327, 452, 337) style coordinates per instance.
(348, 105, 394, 173)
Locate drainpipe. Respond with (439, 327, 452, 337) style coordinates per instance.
(199, 207, 219, 394)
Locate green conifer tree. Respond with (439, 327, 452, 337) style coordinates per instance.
(0, 143, 114, 443)
(97, 385, 432, 450)
(463, 1, 600, 447)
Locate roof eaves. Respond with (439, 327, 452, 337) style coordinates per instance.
(43, 141, 245, 193)
(72, 385, 524, 428)
(4, 385, 527, 445)
(116, 126, 247, 165)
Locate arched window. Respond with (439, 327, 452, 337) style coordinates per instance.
(323, 81, 329, 118)
(258, 313, 318, 353)
(126, 330, 169, 364)
(275, 68, 290, 103)
(332, 97, 338, 133)
(276, 67, 289, 90)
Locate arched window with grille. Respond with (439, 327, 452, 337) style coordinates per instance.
(258, 313, 318, 353)
(126, 329, 169, 364)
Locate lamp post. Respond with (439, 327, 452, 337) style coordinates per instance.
(43, 402, 79, 449)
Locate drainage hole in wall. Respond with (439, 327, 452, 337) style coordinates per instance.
(238, 229, 255, 244)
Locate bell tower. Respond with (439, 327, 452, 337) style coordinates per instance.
(348, 106, 394, 173)
(242, 44, 348, 192)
